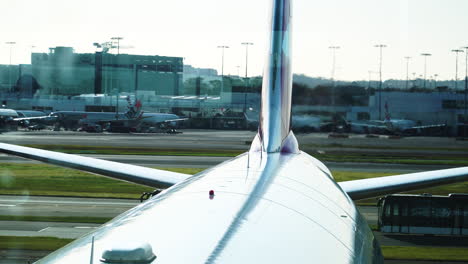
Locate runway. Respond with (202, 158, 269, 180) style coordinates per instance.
(2, 130, 468, 155)
(0, 153, 455, 172)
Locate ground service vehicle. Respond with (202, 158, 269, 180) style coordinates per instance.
(378, 194, 468, 235)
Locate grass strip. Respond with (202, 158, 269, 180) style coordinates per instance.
(0, 163, 204, 198)
(22, 143, 468, 166)
(0, 236, 74, 251)
(1, 163, 467, 199)
(302, 142, 468, 152)
(0, 215, 111, 224)
(314, 153, 468, 166)
(381, 246, 468, 261)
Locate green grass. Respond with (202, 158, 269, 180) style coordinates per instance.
(302, 142, 468, 152)
(1, 162, 466, 200)
(0, 215, 111, 224)
(0, 163, 204, 198)
(0, 236, 74, 251)
(382, 246, 468, 261)
(314, 153, 468, 166)
(22, 143, 468, 166)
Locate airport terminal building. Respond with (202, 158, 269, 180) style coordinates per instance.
(28, 47, 183, 97)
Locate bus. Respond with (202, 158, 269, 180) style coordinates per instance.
(378, 193, 468, 235)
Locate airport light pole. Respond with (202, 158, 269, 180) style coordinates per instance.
(404, 56, 411, 89)
(241, 42, 253, 78)
(452, 49, 463, 90)
(5, 41, 16, 90)
(111, 37, 123, 55)
(217, 45, 229, 77)
(368, 71, 372, 90)
(367, 70, 378, 96)
(374, 44, 386, 120)
(329, 46, 340, 111)
(462, 46, 468, 134)
(241, 42, 253, 115)
(434, 73, 438, 89)
(30, 45, 36, 64)
(421, 53, 431, 89)
(217, 45, 229, 95)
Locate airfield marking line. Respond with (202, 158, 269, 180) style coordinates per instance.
(0, 204, 15, 207)
(38, 227, 51, 232)
(74, 226, 95, 229)
(0, 199, 136, 206)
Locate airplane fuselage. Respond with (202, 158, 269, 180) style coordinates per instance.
(37, 150, 382, 263)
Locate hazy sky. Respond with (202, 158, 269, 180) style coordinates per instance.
(1, 0, 468, 81)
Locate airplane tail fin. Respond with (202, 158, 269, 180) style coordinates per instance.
(255, 0, 298, 154)
(384, 101, 391, 122)
(124, 97, 143, 119)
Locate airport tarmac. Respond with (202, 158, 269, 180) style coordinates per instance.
(1, 130, 468, 262)
(0, 153, 457, 172)
(2, 130, 468, 155)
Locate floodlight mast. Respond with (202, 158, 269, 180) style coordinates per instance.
(217, 45, 229, 77)
(217, 45, 229, 94)
(404, 57, 411, 89)
(420, 53, 432, 89)
(111, 37, 124, 55)
(241, 42, 254, 78)
(5, 41, 16, 90)
(329, 46, 340, 111)
(374, 44, 386, 120)
(452, 49, 464, 90)
(462, 46, 468, 135)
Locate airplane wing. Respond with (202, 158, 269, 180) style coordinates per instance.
(411, 124, 446, 129)
(349, 122, 389, 134)
(163, 118, 188, 122)
(13, 115, 53, 122)
(0, 143, 190, 189)
(339, 167, 468, 200)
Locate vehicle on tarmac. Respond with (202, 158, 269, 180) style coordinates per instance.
(378, 193, 468, 236)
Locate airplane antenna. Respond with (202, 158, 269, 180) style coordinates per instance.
(90, 236, 95, 264)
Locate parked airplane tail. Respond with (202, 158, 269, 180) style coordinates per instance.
(383, 101, 394, 130)
(256, 0, 299, 154)
(384, 101, 391, 121)
(124, 97, 143, 120)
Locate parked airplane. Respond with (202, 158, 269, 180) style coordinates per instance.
(349, 102, 446, 135)
(81, 98, 186, 133)
(0, 108, 19, 132)
(14, 98, 185, 132)
(1, 0, 468, 263)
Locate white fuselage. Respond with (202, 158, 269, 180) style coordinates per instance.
(37, 151, 382, 263)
